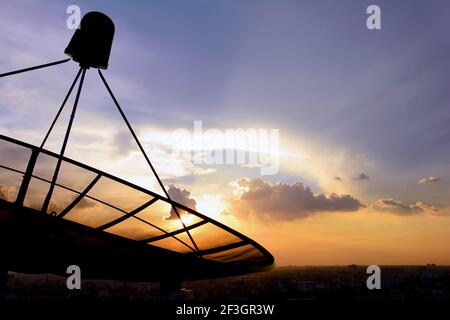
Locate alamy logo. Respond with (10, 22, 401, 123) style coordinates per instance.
(171, 121, 280, 175)
(66, 5, 81, 30)
(366, 265, 381, 289)
(66, 265, 81, 290)
(366, 5, 381, 30)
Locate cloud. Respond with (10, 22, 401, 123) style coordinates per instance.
(354, 173, 370, 180)
(369, 198, 438, 215)
(0, 186, 8, 201)
(418, 176, 439, 184)
(227, 178, 364, 220)
(0, 185, 17, 202)
(108, 129, 217, 181)
(111, 131, 135, 158)
(76, 197, 98, 209)
(165, 184, 197, 220)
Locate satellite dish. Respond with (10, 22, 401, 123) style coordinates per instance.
(64, 12, 115, 69)
(0, 11, 273, 289)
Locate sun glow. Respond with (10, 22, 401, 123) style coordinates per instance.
(168, 213, 196, 230)
(196, 194, 227, 219)
(180, 214, 195, 225)
(168, 195, 231, 230)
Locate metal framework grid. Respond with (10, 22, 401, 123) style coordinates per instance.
(0, 134, 273, 266)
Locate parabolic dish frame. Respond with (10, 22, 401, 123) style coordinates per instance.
(0, 10, 274, 283)
(0, 134, 274, 281)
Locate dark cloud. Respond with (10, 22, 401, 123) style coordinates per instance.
(76, 197, 98, 209)
(165, 184, 197, 220)
(418, 176, 439, 184)
(354, 173, 370, 180)
(370, 198, 438, 215)
(228, 178, 364, 220)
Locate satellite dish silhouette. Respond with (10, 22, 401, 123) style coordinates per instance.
(0, 12, 273, 292)
(65, 11, 115, 69)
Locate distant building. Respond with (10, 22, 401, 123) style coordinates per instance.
(293, 281, 317, 294)
(348, 264, 358, 274)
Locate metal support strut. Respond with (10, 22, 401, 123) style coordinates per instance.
(41, 67, 87, 214)
(98, 69, 201, 254)
(0, 59, 70, 78)
(1, 58, 201, 255)
(1, 61, 81, 208)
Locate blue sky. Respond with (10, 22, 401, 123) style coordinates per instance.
(1, 0, 450, 211)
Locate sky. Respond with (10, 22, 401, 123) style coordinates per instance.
(1, 0, 450, 265)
